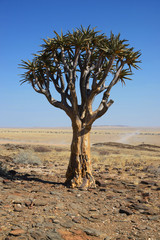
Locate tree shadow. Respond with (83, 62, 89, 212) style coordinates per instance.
(0, 167, 65, 186)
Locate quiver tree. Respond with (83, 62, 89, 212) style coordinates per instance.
(20, 26, 141, 188)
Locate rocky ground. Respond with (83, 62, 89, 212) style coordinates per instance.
(0, 143, 160, 240)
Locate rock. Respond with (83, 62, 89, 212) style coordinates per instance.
(119, 207, 133, 215)
(90, 214, 101, 219)
(96, 179, 107, 187)
(140, 180, 157, 186)
(99, 188, 107, 192)
(148, 216, 159, 221)
(141, 192, 150, 198)
(89, 207, 97, 211)
(14, 205, 23, 212)
(141, 208, 157, 215)
(67, 189, 77, 193)
(60, 221, 73, 228)
(84, 228, 105, 237)
(25, 200, 33, 207)
(9, 229, 25, 236)
(113, 189, 124, 193)
(72, 216, 81, 223)
(52, 219, 61, 224)
(30, 231, 46, 239)
(76, 193, 81, 197)
(50, 191, 56, 195)
(130, 203, 149, 211)
(3, 179, 11, 184)
(65, 212, 75, 217)
(34, 200, 47, 206)
(47, 231, 64, 240)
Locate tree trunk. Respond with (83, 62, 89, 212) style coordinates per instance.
(66, 121, 95, 188)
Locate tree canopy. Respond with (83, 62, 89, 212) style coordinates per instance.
(20, 26, 141, 126)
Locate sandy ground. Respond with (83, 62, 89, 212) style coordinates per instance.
(0, 126, 160, 146)
(0, 127, 160, 240)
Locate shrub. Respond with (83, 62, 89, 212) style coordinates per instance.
(54, 147, 63, 152)
(13, 150, 42, 165)
(34, 146, 52, 153)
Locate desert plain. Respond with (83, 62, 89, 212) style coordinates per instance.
(0, 126, 160, 240)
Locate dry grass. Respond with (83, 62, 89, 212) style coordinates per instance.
(13, 150, 42, 165)
(0, 127, 160, 146)
(0, 127, 160, 173)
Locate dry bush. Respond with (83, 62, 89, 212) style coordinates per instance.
(34, 146, 52, 153)
(99, 150, 109, 155)
(54, 147, 64, 152)
(13, 150, 42, 165)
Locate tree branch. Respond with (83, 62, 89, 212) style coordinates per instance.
(87, 98, 114, 125)
(61, 47, 70, 72)
(86, 60, 124, 124)
(73, 48, 80, 69)
(96, 56, 115, 89)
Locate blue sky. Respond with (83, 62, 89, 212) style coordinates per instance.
(0, 0, 160, 127)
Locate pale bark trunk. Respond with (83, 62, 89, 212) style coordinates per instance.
(66, 122, 95, 188)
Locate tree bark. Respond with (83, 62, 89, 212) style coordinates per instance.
(66, 121, 95, 188)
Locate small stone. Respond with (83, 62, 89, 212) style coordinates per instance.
(72, 217, 81, 223)
(96, 179, 107, 187)
(9, 229, 25, 236)
(78, 188, 87, 191)
(30, 231, 46, 239)
(99, 188, 107, 192)
(113, 189, 124, 193)
(50, 191, 55, 195)
(25, 200, 33, 207)
(67, 189, 76, 193)
(141, 192, 150, 198)
(84, 228, 105, 237)
(119, 207, 133, 215)
(89, 207, 97, 211)
(130, 203, 149, 211)
(52, 219, 60, 224)
(140, 180, 157, 186)
(148, 215, 159, 221)
(14, 205, 23, 212)
(3, 179, 11, 184)
(34, 200, 47, 206)
(141, 208, 157, 215)
(60, 221, 73, 228)
(47, 231, 64, 240)
(65, 212, 76, 217)
(76, 193, 81, 197)
(91, 214, 101, 219)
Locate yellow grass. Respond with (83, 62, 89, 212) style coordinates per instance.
(0, 127, 160, 174)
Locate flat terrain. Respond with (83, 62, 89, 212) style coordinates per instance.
(0, 127, 160, 240)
